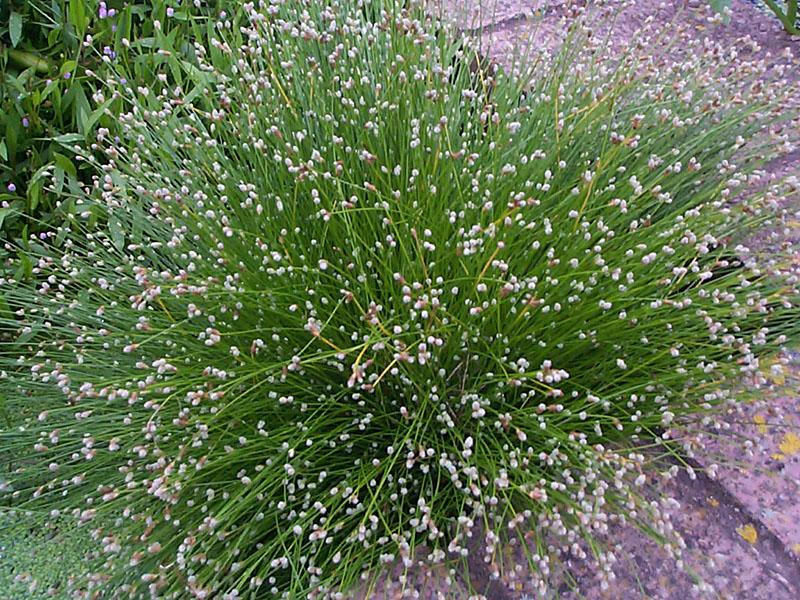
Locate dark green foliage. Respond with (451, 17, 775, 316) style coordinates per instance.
(0, 509, 96, 599)
(0, 0, 222, 246)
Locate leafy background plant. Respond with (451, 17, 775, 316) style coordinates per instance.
(0, 0, 223, 249)
(0, 509, 97, 599)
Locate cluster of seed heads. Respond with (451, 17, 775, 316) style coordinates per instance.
(1, 0, 798, 598)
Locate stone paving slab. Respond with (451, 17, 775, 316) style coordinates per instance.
(690, 362, 800, 560)
(431, 0, 556, 29)
(555, 469, 800, 599)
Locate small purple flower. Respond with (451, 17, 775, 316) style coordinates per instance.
(7, 183, 17, 193)
(22, 117, 30, 128)
(64, 72, 72, 80)
(103, 46, 117, 59)
(99, 2, 107, 18)
(167, 7, 175, 17)
(108, 8, 116, 18)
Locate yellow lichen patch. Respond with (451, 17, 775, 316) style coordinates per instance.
(793, 543, 800, 556)
(737, 523, 758, 545)
(760, 356, 786, 385)
(753, 414, 767, 434)
(779, 432, 800, 456)
(772, 453, 786, 461)
(707, 496, 719, 508)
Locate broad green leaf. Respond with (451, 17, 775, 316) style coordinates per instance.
(54, 167, 65, 194)
(68, 0, 88, 39)
(28, 178, 42, 212)
(53, 152, 77, 177)
(4, 118, 18, 158)
(0, 207, 11, 230)
(709, 0, 733, 23)
(84, 97, 114, 134)
(29, 163, 51, 186)
(134, 37, 158, 49)
(52, 132, 85, 145)
(109, 214, 125, 252)
(7, 49, 50, 73)
(15, 250, 32, 282)
(74, 85, 92, 135)
(59, 59, 78, 78)
(48, 25, 61, 47)
(41, 77, 60, 102)
(9, 12, 23, 48)
(55, 224, 69, 247)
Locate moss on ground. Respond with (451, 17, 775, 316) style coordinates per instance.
(0, 510, 94, 599)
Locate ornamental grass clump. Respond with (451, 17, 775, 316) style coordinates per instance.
(1, 0, 799, 597)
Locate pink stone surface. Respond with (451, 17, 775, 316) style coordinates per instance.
(691, 364, 800, 557)
(431, 0, 555, 29)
